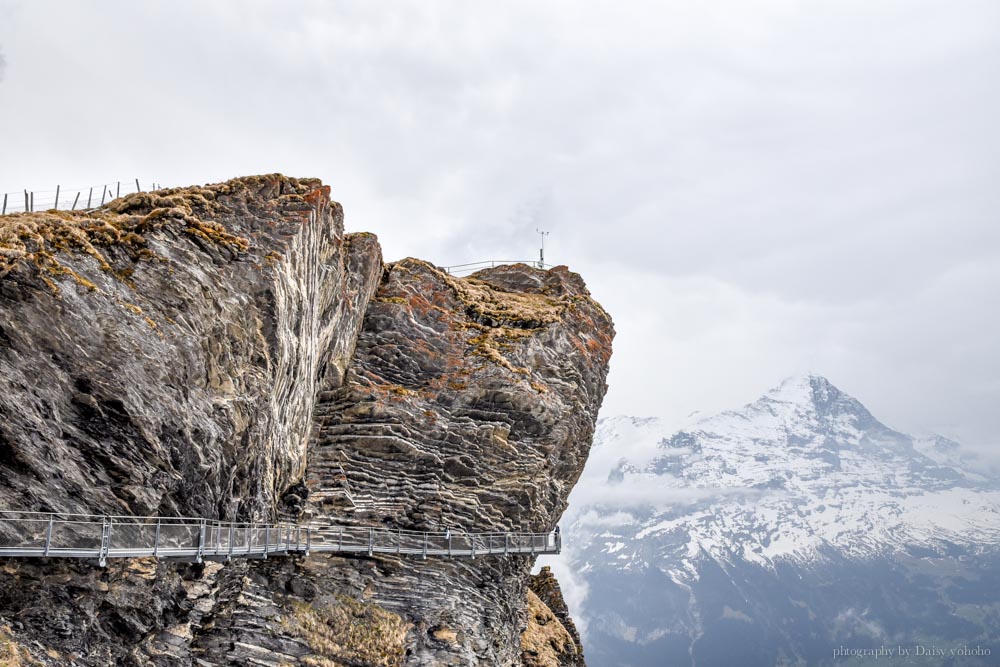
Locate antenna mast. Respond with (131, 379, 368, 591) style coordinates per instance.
(536, 228, 549, 268)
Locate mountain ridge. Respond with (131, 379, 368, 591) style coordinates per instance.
(567, 375, 1000, 666)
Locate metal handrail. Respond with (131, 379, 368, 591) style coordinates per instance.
(0, 511, 560, 567)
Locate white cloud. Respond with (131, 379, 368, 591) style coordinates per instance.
(0, 0, 996, 471)
(4, 0, 998, 648)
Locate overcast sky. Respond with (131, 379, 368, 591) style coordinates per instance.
(1, 0, 998, 455)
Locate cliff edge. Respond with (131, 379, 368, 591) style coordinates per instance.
(0, 175, 613, 666)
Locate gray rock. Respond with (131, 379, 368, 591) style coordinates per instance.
(0, 176, 613, 666)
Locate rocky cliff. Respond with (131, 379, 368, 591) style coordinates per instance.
(0, 175, 614, 666)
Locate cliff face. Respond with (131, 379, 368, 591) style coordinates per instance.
(0, 175, 613, 666)
(0, 175, 381, 520)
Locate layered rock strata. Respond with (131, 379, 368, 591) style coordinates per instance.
(0, 175, 613, 665)
(0, 174, 381, 520)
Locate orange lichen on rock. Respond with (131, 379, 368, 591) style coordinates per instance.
(0, 174, 330, 289)
(304, 185, 332, 209)
(521, 590, 579, 667)
(0, 624, 39, 667)
(283, 596, 410, 667)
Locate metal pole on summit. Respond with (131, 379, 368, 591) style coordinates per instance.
(536, 228, 549, 268)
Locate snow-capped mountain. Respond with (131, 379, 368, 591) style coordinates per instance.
(566, 375, 1000, 666)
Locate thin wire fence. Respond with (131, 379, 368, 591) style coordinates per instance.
(2, 186, 564, 277)
(0, 510, 560, 566)
(1, 179, 165, 215)
(441, 260, 552, 276)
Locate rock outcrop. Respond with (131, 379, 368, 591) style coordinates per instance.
(0, 175, 613, 665)
(0, 174, 381, 520)
(524, 566, 585, 666)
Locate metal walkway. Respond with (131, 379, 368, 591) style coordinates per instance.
(0, 511, 560, 567)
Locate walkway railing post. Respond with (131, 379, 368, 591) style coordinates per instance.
(43, 515, 54, 556)
(448, 532, 452, 557)
(228, 523, 235, 559)
(471, 534, 476, 559)
(98, 516, 110, 567)
(196, 520, 205, 563)
(338, 528, 343, 552)
(422, 533, 427, 560)
(368, 527, 374, 556)
(247, 522, 253, 554)
(87, 187, 93, 209)
(263, 524, 269, 559)
(305, 527, 311, 556)
(54, 185, 60, 210)
(397, 527, 401, 555)
(505, 534, 509, 555)
(153, 519, 161, 557)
